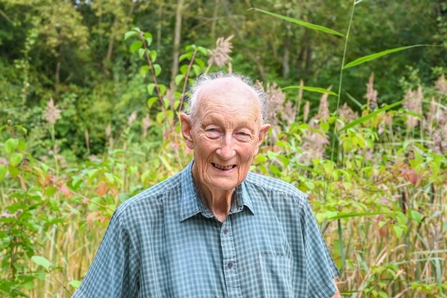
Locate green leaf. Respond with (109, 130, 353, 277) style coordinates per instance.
(104, 173, 114, 184)
(18, 140, 26, 152)
(139, 65, 149, 78)
(283, 85, 337, 96)
(197, 46, 208, 55)
(343, 45, 426, 69)
(138, 48, 146, 59)
(166, 110, 174, 121)
(328, 212, 393, 220)
(15, 125, 27, 135)
(195, 58, 205, 69)
(163, 97, 170, 109)
(31, 256, 50, 270)
(147, 97, 158, 109)
(192, 64, 201, 76)
(393, 225, 403, 238)
(5, 138, 18, 154)
(185, 45, 196, 52)
(175, 74, 185, 86)
(149, 50, 157, 62)
(124, 31, 137, 40)
(180, 65, 189, 75)
(338, 99, 406, 132)
(179, 52, 193, 62)
(130, 41, 143, 53)
(147, 83, 155, 95)
(0, 165, 7, 182)
(88, 168, 98, 178)
(8, 166, 19, 177)
(409, 210, 423, 225)
(156, 112, 164, 124)
(252, 8, 344, 37)
(294, 162, 322, 175)
(144, 33, 153, 47)
(10, 153, 23, 167)
(442, 219, 447, 234)
(153, 64, 161, 76)
(159, 155, 173, 171)
(159, 84, 166, 96)
(69, 280, 82, 289)
(22, 281, 35, 290)
(395, 211, 406, 225)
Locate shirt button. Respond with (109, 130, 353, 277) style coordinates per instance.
(227, 261, 233, 268)
(223, 229, 228, 234)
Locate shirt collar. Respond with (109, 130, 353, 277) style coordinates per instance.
(180, 160, 255, 222)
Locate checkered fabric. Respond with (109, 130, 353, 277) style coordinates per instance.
(73, 160, 339, 298)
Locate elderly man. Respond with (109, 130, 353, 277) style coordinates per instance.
(73, 73, 340, 297)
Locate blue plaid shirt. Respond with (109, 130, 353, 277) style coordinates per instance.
(74, 161, 339, 297)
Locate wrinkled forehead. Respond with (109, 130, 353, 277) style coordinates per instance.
(196, 77, 261, 114)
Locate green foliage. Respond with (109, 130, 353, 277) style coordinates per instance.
(1, 0, 447, 297)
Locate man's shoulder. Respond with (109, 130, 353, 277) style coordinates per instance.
(245, 171, 307, 201)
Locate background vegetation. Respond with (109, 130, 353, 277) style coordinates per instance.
(1, 0, 447, 297)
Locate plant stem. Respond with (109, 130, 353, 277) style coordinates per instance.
(139, 33, 166, 114)
(179, 48, 197, 112)
(330, 0, 356, 163)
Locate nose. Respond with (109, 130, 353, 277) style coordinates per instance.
(216, 134, 236, 159)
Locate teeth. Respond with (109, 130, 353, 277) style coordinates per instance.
(213, 163, 234, 170)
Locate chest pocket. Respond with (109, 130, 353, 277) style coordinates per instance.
(257, 253, 294, 297)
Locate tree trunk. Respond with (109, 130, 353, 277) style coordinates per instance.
(171, 0, 185, 83)
(55, 60, 60, 94)
(210, 0, 219, 40)
(157, 1, 164, 52)
(305, 42, 313, 74)
(282, 34, 290, 79)
(106, 18, 117, 62)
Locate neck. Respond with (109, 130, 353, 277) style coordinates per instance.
(192, 168, 235, 222)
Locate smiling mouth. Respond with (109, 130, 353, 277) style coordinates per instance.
(212, 163, 236, 170)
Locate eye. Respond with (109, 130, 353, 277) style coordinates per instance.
(235, 131, 252, 141)
(204, 127, 220, 139)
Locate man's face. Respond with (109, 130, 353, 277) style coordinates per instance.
(181, 78, 270, 194)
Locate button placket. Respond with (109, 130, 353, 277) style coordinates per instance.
(220, 218, 242, 297)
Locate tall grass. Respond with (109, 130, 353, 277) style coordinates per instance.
(1, 1, 447, 296)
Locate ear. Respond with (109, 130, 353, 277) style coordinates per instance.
(254, 123, 271, 155)
(180, 113, 194, 149)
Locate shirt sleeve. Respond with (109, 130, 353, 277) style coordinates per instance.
(72, 211, 140, 298)
(301, 199, 340, 298)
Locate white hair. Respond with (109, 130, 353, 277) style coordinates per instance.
(185, 72, 268, 122)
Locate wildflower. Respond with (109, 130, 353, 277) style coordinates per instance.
(429, 124, 447, 154)
(302, 89, 332, 164)
(106, 123, 112, 138)
(208, 35, 233, 67)
(43, 98, 61, 125)
(366, 73, 378, 110)
(265, 82, 285, 127)
(313, 87, 331, 123)
(303, 101, 310, 123)
(402, 86, 423, 128)
(434, 74, 447, 94)
(378, 112, 394, 135)
(128, 111, 137, 126)
(337, 102, 358, 130)
(299, 129, 329, 165)
(283, 100, 296, 125)
(105, 123, 114, 147)
(142, 114, 151, 137)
